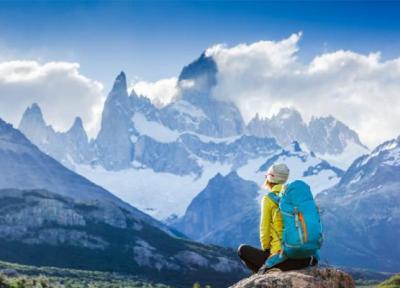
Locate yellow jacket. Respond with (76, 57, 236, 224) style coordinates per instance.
(260, 184, 284, 255)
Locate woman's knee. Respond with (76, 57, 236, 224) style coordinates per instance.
(237, 244, 245, 257)
(237, 244, 250, 258)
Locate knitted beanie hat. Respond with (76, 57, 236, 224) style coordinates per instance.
(266, 163, 290, 184)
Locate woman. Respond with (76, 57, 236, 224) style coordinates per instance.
(238, 163, 318, 273)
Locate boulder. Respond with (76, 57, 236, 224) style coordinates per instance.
(230, 267, 355, 288)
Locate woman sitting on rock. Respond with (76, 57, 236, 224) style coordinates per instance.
(238, 163, 319, 273)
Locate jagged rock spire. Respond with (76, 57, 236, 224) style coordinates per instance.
(20, 103, 46, 127)
(108, 71, 128, 99)
(69, 117, 84, 132)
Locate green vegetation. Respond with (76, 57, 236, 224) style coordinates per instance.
(191, 283, 211, 288)
(378, 274, 400, 288)
(356, 284, 378, 288)
(355, 280, 380, 287)
(354, 274, 400, 288)
(0, 260, 171, 288)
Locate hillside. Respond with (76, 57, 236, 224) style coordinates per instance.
(318, 137, 400, 272)
(0, 119, 247, 287)
(0, 260, 170, 287)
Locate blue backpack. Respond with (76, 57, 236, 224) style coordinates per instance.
(267, 180, 323, 264)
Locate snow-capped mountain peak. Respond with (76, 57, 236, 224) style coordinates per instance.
(337, 136, 400, 189)
(17, 55, 364, 221)
(246, 107, 368, 169)
(368, 136, 400, 159)
(316, 136, 400, 272)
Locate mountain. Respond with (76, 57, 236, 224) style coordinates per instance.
(173, 136, 400, 274)
(172, 143, 344, 248)
(247, 109, 309, 147)
(246, 109, 368, 169)
(19, 74, 345, 220)
(20, 78, 283, 219)
(74, 133, 282, 219)
(1, 117, 110, 203)
(19, 103, 94, 168)
(160, 53, 245, 137)
(237, 141, 344, 194)
(95, 71, 139, 170)
(317, 136, 400, 272)
(18, 54, 364, 220)
(0, 118, 247, 287)
(172, 171, 260, 246)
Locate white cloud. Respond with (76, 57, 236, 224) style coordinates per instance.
(131, 77, 179, 107)
(0, 61, 104, 137)
(2, 34, 399, 148)
(206, 33, 400, 147)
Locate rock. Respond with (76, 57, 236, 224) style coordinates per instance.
(229, 267, 355, 288)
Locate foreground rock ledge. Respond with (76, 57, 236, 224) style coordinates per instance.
(229, 267, 355, 288)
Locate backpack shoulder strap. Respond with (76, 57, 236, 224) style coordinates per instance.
(267, 192, 280, 206)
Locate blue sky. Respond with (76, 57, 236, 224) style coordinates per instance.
(1, 0, 400, 88)
(1, 0, 400, 147)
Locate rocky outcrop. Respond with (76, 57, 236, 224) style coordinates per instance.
(172, 171, 259, 245)
(19, 103, 94, 168)
(230, 268, 355, 288)
(246, 108, 368, 159)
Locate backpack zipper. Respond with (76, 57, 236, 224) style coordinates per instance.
(299, 212, 308, 243)
(294, 208, 304, 244)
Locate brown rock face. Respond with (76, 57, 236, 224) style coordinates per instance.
(230, 267, 355, 288)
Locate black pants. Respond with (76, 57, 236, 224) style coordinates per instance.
(237, 244, 318, 273)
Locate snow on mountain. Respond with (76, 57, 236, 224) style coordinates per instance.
(160, 53, 245, 137)
(316, 139, 370, 171)
(72, 138, 342, 220)
(81, 133, 282, 219)
(317, 136, 400, 272)
(17, 53, 365, 221)
(18, 68, 346, 220)
(173, 136, 399, 274)
(0, 118, 248, 287)
(172, 141, 344, 248)
(308, 115, 366, 155)
(237, 141, 343, 195)
(1, 117, 161, 226)
(74, 160, 232, 219)
(246, 109, 368, 169)
(132, 113, 181, 143)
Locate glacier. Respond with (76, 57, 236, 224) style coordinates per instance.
(17, 53, 368, 220)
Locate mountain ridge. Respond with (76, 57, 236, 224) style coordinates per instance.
(0, 117, 248, 287)
(17, 55, 366, 220)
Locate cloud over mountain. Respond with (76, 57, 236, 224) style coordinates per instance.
(1, 33, 400, 147)
(131, 77, 179, 107)
(0, 60, 104, 136)
(206, 33, 400, 147)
